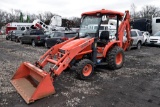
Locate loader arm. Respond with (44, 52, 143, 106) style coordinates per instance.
(37, 36, 76, 67)
(118, 10, 132, 51)
(37, 37, 94, 76)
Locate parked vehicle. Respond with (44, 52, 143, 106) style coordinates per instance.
(152, 17, 160, 35)
(19, 29, 46, 47)
(147, 31, 160, 46)
(99, 24, 117, 40)
(141, 31, 150, 45)
(71, 28, 79, 32)
(86, 24, 117, 40)
(130, 18, 151, 34)
(6, 30, 12, 40)
(10, 30, 24, 42)
(130, 29, 144, 49)
(125, 29, 144, 50)
(44, 31, 77, 48)
(44, 31, 53, 36)
(5, 22, 32, 34)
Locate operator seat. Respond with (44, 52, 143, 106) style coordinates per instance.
(97, 31, 110, 47)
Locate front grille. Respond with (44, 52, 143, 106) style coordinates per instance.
(150, 39, 158, 41)
(150, 41, 157, 43)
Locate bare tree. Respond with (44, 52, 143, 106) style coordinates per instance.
(139, 5, 160, 19)
(71, 17, 81, 27)
(130, 3, 141, 19)
(130, 3, 136, 18)
(43, 12, 54, 21)
(37, 13, 43, 21)
(0, 10, 7, 27)
(29, 14, 37, 22)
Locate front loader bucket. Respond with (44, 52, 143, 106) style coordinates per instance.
(10, 62, 55, 104)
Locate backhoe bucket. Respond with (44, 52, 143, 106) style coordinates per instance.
(10, 62, 55, 104)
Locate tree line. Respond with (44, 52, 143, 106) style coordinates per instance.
(0, 5, 160, 29)
(130, 4, 160, 19)
(0, 9, 81, 29)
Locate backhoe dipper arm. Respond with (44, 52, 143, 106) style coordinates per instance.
(118, 10, 132, 51)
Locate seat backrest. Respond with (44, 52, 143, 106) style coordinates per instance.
(100, 31, 109, 40)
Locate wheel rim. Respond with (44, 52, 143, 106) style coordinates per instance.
(145, 40, 147, 43)
(32, 41, 35, 47)
(20, 39, 22, 44)
(144, 40, 147, 45)
(116, 53, 123, 65)
(82, 64, 92, 76)
(45, 42, 48, 48)
(127, 46, 131, 51)
(138, 43, 141, 49)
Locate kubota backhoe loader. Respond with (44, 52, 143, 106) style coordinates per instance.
(11, 9, 132, 104)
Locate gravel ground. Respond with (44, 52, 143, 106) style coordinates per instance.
(0, 36, 160, 107)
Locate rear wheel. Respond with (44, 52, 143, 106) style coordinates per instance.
(137, 42, 141, 49)
(32, 40, 36, 47)
(15, 37, 19, 43)
(8, 36, 11, 40)
(44, 41, 49, 48)
(10, 37, 13, 41)
(126, 46, 131, 51)
(106, 46, 124, 70)
(75, 59, 94, 80)
(143, 39, 147, 46)
(19, 39, 23, 44)
(126, 40, 133, 51)
(6, 37, 9, 40)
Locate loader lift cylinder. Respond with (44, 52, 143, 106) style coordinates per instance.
(116, 15, 120, 40)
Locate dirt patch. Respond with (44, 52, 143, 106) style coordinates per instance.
(1, 38, 160, 107)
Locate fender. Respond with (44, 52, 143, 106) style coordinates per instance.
(103, 41, 121, 57)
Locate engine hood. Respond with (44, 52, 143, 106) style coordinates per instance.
(60, 38, 90, 50)
(150, 36, 160, 39)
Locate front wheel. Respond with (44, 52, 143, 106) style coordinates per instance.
(126, 46, 131, 51)
(137, 42, 141, 49)
(19, 39, 23, 44)
(106, 46, 124, 70)
(10, 37, 13, 41)
(75, 59, 94, 80)
(8, 36, 11, 40)
(44, 41, 49, 48)
(32, 40, 36, 47)
(15, 37, 19, 43)
(6, 37, 9, 40)
(143, 39, 147, 46)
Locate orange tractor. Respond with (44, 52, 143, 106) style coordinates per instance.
(11, 9, 132, 104)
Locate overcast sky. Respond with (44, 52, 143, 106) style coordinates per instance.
(0, 0, 159, 18)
